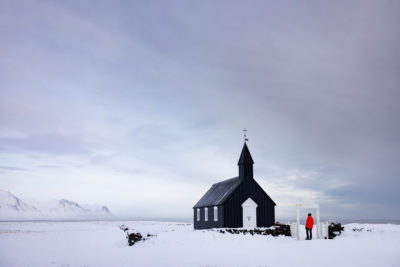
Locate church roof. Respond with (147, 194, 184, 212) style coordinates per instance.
(237, 142, 254, 165)
(193, 177, 242, 208)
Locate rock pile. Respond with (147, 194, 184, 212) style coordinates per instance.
(119, 225, 156, 246)
(217, 223, 291, 237)
(328, 223, 344, 239)
(127, 232, 143, 246)
(352, 227, 372, 232)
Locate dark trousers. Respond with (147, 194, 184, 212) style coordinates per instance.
(306, 228, 312, 239)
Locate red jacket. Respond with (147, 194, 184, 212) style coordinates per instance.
(306, 216, 314, 229)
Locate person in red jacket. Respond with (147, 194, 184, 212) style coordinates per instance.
(305, 213, 314, 240)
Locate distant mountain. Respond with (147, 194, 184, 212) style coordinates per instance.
(0, 190, 39, 219)
(34, 199, 111, 219)
(81, 203, 111, 214)
(0, 190, 111, 220)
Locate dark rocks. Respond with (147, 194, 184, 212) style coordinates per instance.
(272, 223, 291, 236)
(119, 225, 156, 246)
(217, 223, 291, 237)
(119, 225, 129, 232)
(127, 232, 143, 246)
(352, 227, 372, 232)
(328, 223, 344, 239)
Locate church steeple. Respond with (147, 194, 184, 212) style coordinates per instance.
(238, 142, 254, 179)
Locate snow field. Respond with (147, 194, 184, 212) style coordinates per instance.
(0, 221, 399, 267)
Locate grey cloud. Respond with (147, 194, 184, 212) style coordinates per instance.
(0, 0, 399, 219)
(0, 133, 91, 155)
(0, 166, 27, 171)
(38, 165, 61, 169)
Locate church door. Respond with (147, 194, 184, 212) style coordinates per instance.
(242, 197, 258, 228)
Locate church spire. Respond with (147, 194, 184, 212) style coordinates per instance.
(238, 142, 254, 179)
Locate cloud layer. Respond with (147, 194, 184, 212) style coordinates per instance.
(1, 0, 399, 220)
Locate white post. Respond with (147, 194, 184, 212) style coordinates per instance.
(290, 223, 296, 239)
(326, 221, 329, 239)
(316, 205, 320, 239)
(296, 204, 300, 240)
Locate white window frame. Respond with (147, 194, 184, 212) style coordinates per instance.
(197, 208, 200, 221)
(204, 207, 208, 221)
(214, 206, 218, 221)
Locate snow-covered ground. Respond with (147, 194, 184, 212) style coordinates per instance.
(0, 221, 399, 267)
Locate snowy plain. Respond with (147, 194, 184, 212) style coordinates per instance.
(0, 221, 399, 267)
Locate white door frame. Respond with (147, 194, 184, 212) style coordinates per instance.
(242, 197, 258, 228)
(295, 203, 320, 240)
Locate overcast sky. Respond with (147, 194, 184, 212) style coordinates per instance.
(1, 0, 399, 221)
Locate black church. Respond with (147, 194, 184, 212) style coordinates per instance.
(193, 142, 276, 229)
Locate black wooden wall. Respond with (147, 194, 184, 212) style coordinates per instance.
(193, 178, 275, 229)
(193, 205, 224, 229)
(223, 178, 275, 228)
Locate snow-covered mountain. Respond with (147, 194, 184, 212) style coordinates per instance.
(0, 190, 40, 219)
(33, 199, 111, 219)
(0, 190, 111, 220)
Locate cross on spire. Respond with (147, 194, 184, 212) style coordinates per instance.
(243, 128, 249, 142)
